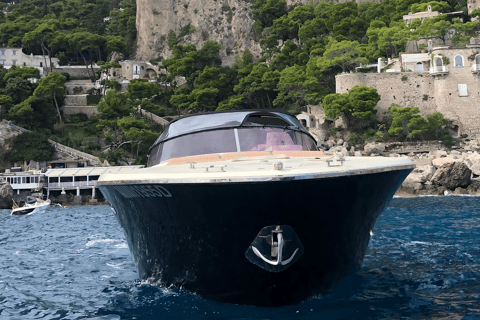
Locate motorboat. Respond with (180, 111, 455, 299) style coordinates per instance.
(10, 196, 51, 216)
(97, 110, 414, 307)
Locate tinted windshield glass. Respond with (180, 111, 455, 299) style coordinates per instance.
(159, 129, 237, 162)
(148, 127, 317, 166)
(165, 112, 251, 140)
(237, 127, 316, 152)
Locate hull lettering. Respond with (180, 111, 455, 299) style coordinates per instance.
(114, 185, 172, 198)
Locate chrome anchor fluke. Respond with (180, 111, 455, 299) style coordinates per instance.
(245, 225, 304, 272)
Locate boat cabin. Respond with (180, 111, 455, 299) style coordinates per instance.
(147, 110, 318, 166)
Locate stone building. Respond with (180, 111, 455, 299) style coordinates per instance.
(468, 0, 480, 15)
(105, 60, 160, 81)
(403, 5, 439, 26)
(296, 105, 330, 142)
(336, 45, 480, 138)
(0, 47, 59, 75)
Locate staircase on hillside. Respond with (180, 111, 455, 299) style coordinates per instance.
(137, 107, 170, 127)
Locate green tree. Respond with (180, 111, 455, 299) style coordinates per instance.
(7, 96, 57, 130)
(106, 0, 136, 55)
(316, 38, 368, 73)
(216, 94, 244, 111)
(0, 94, 13, 120)
(127, 79, 160, 100)
(376, 21, 409, 58)
(97, 90, 134, 145)
(323, 86, 380, 125)
(252, 0, 287, 30)
(414, 16, 477, 46)
(4, 77, 37, 105)
(388, 104, 427, 139)
(117, 116, 159, 159)
(426, 111, 449, 139)
(410, 1, 450, 13)
(33, 71, 67, 126)
(273, 64, 326, 112)
(2, 131, 55, 162)
(167, 29, 177, 49)
(4, 66, 40, 82)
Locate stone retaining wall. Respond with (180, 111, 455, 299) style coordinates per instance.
(64, 95, 87, 106)
(336, 47, 480, 139)
(63, 106, 99, 116)
(53, 66, 98, 78)
(64, 80, 96, 95)
(385, 141, 444, 154)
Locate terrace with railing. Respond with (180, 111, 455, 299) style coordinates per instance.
(472, 64, 480, 73)
(429, 65, 449, 74)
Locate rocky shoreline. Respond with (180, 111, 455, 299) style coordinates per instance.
(323, 139, 480, 197)
(3, 140, 480, 209)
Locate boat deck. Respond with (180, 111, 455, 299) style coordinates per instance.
(98, 154, 415, 184)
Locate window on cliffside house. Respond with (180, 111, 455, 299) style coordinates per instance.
(434, 57, 443, 71)
(12, 50, 16, 55)
(454, 55, 463, 67)
(458, 84, 467, 97)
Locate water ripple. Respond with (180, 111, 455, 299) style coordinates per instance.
(1, 197, 480, 319)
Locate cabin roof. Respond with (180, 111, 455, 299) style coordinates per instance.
(151, 110, 313, 149)
(45, 166, 144, 177)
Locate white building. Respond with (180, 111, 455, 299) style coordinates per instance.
(0, 170, 45, 195)
(0, 47, 60, 75)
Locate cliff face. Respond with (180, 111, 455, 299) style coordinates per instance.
(135, 0, 309, 64)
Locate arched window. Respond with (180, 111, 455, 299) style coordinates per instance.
(475, 55, 480, 66)
(416, 62, 423, 72)
(454, 55, 463, 67)
(434, 57, 443, 72)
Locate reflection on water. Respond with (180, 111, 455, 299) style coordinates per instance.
(1, 197, 480, 319)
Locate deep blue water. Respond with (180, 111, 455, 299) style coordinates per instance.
(1, 196, 480, 320)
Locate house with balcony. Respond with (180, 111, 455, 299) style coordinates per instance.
(336, 42, 480, 138)
(0, 47, 59, 75)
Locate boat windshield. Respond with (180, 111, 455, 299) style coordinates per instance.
(147, 127, 317, 166)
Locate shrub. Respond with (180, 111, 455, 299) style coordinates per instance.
(2, 132, 55, 162)
(61, 72, 70, 81)
(167, 30, 177, 49)
(87, 95, 102, 105)
(349, 132, 358, 145)
(65, 113, 89, 123)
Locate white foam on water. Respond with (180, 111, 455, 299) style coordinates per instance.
(86, 239, 117, 247)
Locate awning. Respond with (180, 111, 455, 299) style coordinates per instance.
(402, 54, 431, 63)
(45, 166, 144, 178)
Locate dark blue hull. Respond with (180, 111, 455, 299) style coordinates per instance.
(99, 168, 412, 306)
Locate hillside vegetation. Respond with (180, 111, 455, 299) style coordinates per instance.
(0, 0, 477, 165)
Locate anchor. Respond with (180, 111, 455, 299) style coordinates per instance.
(245, 225, 304, 272)
(252, 226, 299, 266)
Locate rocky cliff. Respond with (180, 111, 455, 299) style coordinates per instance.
(135, 0, 309, 64)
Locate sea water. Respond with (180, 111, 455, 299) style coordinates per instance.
(1, 197, 480, 320)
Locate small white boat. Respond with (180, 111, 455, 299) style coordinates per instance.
(10, 197, 51, 216)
